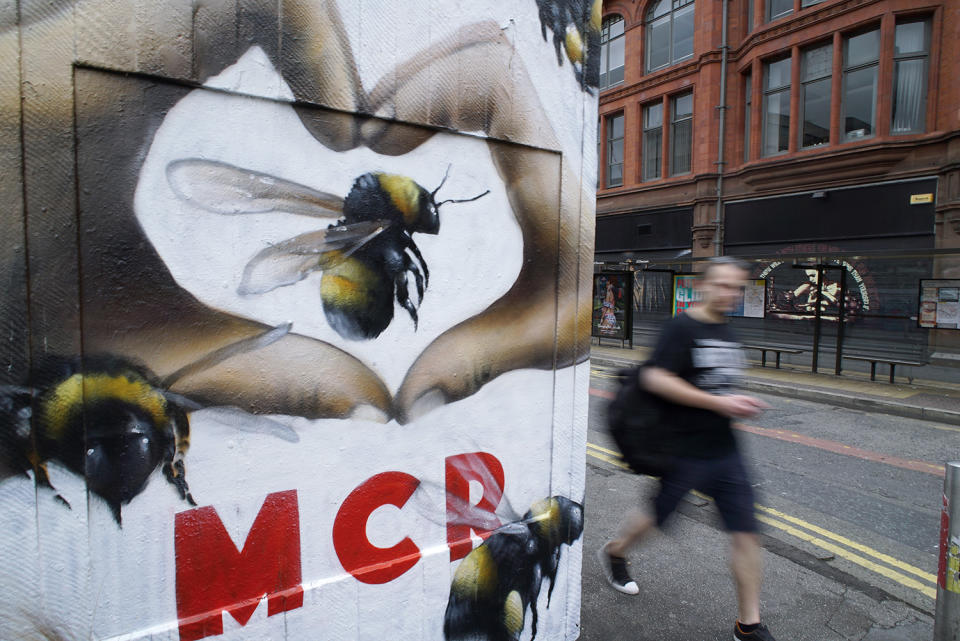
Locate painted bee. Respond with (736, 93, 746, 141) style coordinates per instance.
(534, 0, 602, 91)
(0, 323, 294, 524)
(167, 159, 489, 341)
(444, 495, 584, 641)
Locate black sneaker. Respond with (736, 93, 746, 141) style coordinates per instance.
(596, 547, 639, 595)
(733, 622, 776, 641)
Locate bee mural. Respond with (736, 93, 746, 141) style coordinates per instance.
(534, 0, 602, 91)
(444, 495, 584, 641)
(167, 159, 490, 341)
(0, 323, 294, 525)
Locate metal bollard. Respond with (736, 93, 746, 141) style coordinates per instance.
(935, 461, 960, 640)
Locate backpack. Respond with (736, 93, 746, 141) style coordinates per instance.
(606, 366, 675, 477)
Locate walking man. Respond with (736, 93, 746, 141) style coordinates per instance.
(599, 257, 776, 641)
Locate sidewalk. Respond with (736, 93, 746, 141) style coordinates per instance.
(582, 342, 941, 640)
(580, 467, 934, 641)
(590, 343, 960, 426)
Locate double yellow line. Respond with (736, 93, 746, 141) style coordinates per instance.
(585, 442, 937, 600)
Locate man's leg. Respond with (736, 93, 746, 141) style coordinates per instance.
(599, 459, 702, 594)
(710, 452, 777, 640)
(604, 511, 654, 557)
(597, 511, 652, 594)
(730, 531, 762, 625)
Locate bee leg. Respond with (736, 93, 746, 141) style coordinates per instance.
(110, 502, 123, 526)
(395, 271, 419, 330)
(163, 459, 197, 506)
(404, 236, 430, 288)
(403, 252, 425, 304)
(30, 458, 72, 510)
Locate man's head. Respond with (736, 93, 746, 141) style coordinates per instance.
(699, 256, 748, 316)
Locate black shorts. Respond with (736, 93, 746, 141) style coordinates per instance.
(653, 450, 758, 533)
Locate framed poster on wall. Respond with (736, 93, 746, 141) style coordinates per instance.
(732, 279, 766, 318)
(673, 274, 702, 316)
(919, 279, 960, 329)
(673, 274, 766, 318)
(592, 272, 633, 341)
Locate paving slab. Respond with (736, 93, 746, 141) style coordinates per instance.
(590, 344, 960, 427)
(580, 459, 935, 641)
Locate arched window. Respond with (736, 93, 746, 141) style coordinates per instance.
(645, 0, 694, 73)
(599, 15, 625, 90)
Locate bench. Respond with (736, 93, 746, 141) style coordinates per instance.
(742, 344, 805, 369)
(843, 355, 927, 384)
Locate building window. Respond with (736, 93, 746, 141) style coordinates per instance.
(801, 0, 826, 6)
(645, 0, 694, 73)
(599, 15, 625, 90)
(642, 103, 663, 181)
(744, 73, 752, 161)
(842, 28, 880, 140)
(606, 113, 624, 188)
(891, 19, 929, 135)
(670, 93, 693, 175)
(767, 0, 792, 22)
(747, 0, 754, 33)
(762, 56, 791, 156)
(800, 44, 832, 148)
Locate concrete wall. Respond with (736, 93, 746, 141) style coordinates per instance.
(0, 1, 598, 639)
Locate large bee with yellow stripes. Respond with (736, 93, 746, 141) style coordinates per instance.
(534, 0, 602, 91)
(0, 324, 294, 524)
(444, 495, 584, 641)
(167, 159, 489, 340)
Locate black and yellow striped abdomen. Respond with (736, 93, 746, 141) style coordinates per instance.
(320, 253, 396, 339)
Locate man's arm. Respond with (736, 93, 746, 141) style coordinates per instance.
(641, 366, 767, 419)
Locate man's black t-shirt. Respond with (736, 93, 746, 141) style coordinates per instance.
(649, 312, 746, 459)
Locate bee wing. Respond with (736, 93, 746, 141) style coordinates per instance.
(196, 407, 301, 443)
(238, 220, 390, 296)
(159, 395, 300, 443)
(160, 322, 292, 388)
(166, 158, 345, 218)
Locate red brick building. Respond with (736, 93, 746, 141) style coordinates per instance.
(595, 0, 960, 363)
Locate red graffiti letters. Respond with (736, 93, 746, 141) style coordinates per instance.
(445, 452, 504, 561)
(175, 490, 303, 641)
(333, 471, 423, 584)
(173, 452, 505, 639)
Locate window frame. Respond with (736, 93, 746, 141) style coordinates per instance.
(761, 55, 792, 157)
(890, 18, 930, 136)
(605, 113, 625, 188)
(599, 14, 626, 91)
(841, 26, 881, 142)
(798, 42, 833, 149)
(644, 0, 695, 74)
(641, 102, 664, 182)
(766, 0, 792, 22)
(669, 92, 693, 176)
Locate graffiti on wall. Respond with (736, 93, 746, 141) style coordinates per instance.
(755, 244, 879, 321)
(1, 0, 595, 640)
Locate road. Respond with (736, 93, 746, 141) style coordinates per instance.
(579, 362, 948, 639)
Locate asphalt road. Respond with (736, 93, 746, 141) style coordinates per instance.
(582, 363, 949, 625)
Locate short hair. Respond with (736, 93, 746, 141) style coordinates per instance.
(702, 256, 748, 278)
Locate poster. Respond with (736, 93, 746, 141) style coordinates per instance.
(919, 279, 960, 329)
(673, 274, 703, 316)
(593, 272, 631, 340)
(757, 259, 869, 321)
(732, 279, 766, 318)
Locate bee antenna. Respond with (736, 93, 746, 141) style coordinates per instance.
(431, 164, 453, 200)
(437, 189, 491, 207)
